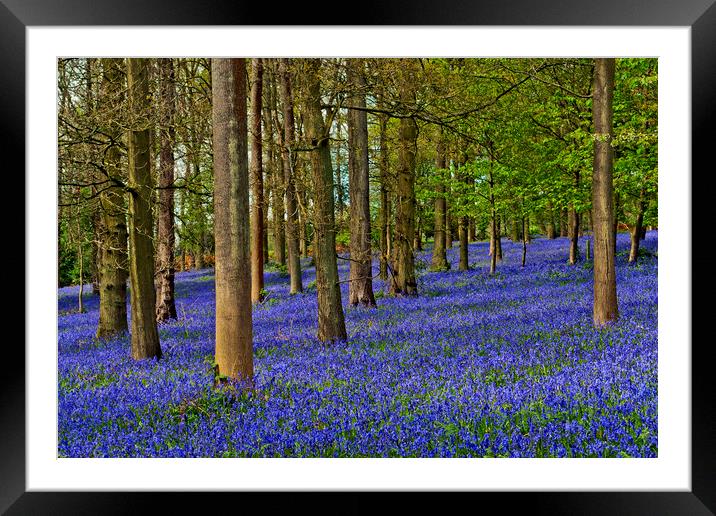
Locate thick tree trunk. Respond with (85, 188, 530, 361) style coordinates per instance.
(278, 58, 303, 294)
(347, 59, 376, 306)
(126, 58, 161, 360)
(250, 58, 265, 303)
(592, 57, 619, 326)
(304, 59, 347, 342)
(155, 58, 177, 323)
(212, 58, 253, 383)
(390, 60, 419, 296)
(431, 136, 449, 271)
(97, 58, 129, 339)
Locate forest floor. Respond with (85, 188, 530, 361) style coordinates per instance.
(57, 232, 658, 457)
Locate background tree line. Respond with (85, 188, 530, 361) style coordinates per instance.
(58, 57, 656, 383)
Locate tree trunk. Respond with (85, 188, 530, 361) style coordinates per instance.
(521, 217, 528, 267)
(546, 201, 557, 239)
(278, 58, 303, 294)
(459, 215, 469, 271)
(347, 59, 376, 307)
(489, 209, 497, 275)
(568, 204, 580, 265)
(390, 60, 419, 296)
(304, 59, 347, 342)
(335, 117, 345, 223)
(495, 215, 503, 261)
(96, 58, 129, 339)
(560, 208, 569, 237)
(194, 246, 204, 269)
(592, 57, 619, 326)
(431, 136, 449, 271)
(468, 217, 476, 243)
(212, 58, 253, 383)
(155, 58, 177, 323)
(126, 58, 161, 360)
(250, 58, 265, 303)
(628, 188, 647, 263)
(378, 113, 390, 281)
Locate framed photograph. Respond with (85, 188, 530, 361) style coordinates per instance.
(8, 0, 715, 513)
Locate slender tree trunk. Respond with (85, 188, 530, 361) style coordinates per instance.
(560, 208, 569, 237)
(304, 59, 347, 342)
(489, 209, 497, 275)
(378, 112, 390, 281)
(390, 60, 418, 296)
(155, 58, 177, 323)
(335, 118, 345, 222)
(628, 188, 647, 263)
(347, 59, 376, 306)
(76, 213, 85, 313)
(250, 58, 265, 303)
(431, 136, 449, 271)
(468, 217, 476, 243)
(126, 58, 161, 360)
(521, 216, 528, 267)
(613, 191, 620, 254)
(592, 57, 619, 326)
(546, 202, 557, 239)
(212, 58, 253, 383)
(495, 214, 503, 261)
(568, 204, 580, 264)
(459, 214, 469, 271)
(278, 58, 303, 294)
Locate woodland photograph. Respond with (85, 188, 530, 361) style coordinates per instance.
(57, 57, 657, 458)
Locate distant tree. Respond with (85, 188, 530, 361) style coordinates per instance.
(212, 57, 253, 383)
(592, 57, 619, 326)
(430, 132, 449, 271)
(126, 58, 161, 359)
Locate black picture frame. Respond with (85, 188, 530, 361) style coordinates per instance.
(5, 1, 714, 514)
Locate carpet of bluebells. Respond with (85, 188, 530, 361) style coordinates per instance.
(58, 232, 658, 458)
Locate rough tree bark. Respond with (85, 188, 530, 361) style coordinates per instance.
(250, 58, 265, 303)
(126, 58, 161, 360)
(347, 59, 376, 306)
(212, 58, 253, 383)
(278, 58, 303, 294)
(431, 135, 449, 271)
(592, 57, 619, 326)
(378, 111, 390, 281)
(304, 59, 347, 342)
(155, 58, 178, 323)
(96, 58, 129, 339)
(390, 59, 419, 296)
